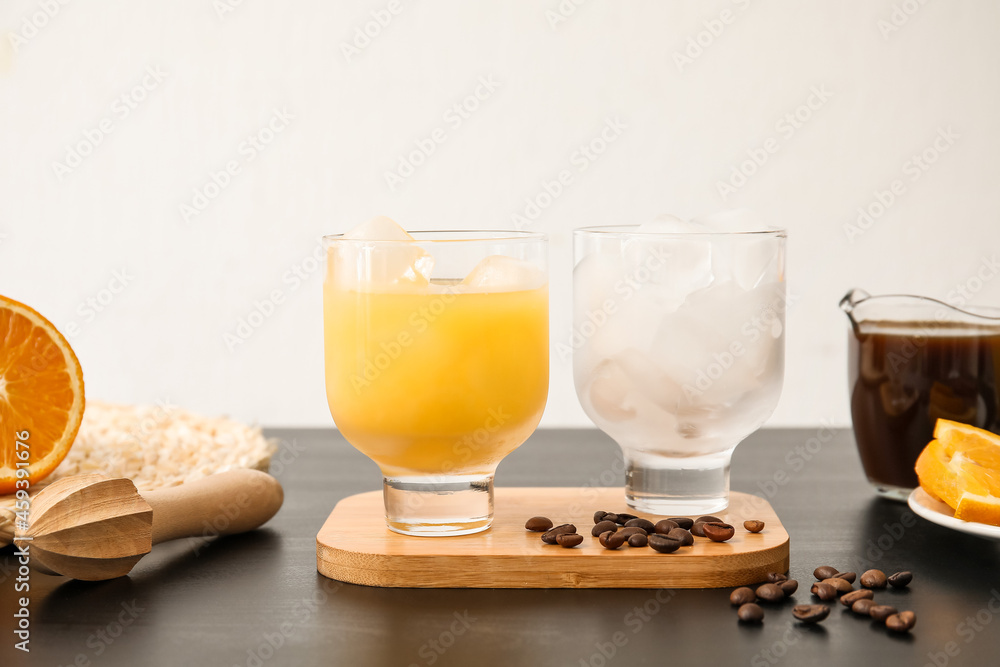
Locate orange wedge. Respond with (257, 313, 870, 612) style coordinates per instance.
(915, 419, 1000, 526)
(0, 295, 85, 494)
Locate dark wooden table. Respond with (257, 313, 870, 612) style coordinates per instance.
(3, 427, 999, 666)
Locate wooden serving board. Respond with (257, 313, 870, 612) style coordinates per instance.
(316, 488, 789, 588)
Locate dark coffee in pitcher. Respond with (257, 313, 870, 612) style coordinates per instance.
(849, 322, 1000, 494)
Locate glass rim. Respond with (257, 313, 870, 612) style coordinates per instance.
(323, 229, 547, 245)
(574, 225, 787, 238)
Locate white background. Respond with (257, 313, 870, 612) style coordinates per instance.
(2, 0, 999, 429)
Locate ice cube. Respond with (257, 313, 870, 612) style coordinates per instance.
(695, 209, 780, 289)
(332, 216, 434, 290)
(461, 255, 545, 291)
(620, 215, 715, 304)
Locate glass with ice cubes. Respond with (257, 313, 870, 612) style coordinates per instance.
(573, 214, 786, 514)
(324, 218, 549, 536)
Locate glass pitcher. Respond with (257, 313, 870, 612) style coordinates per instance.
(840, 288, 1000, 500)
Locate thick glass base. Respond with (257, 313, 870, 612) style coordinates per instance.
(869, 481, 912, 503)
(382, 474, 494, 536)
(624, 449, 733, 515)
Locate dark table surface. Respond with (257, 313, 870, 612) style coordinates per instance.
(3, 427, 1000, 667)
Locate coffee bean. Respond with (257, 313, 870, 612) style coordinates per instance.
(730, 587, 756, 606)
(885, 611, 916, 633)
(602, 513, 620, 525)
(593, 511, 608, 524)
(833, 571, 857, 584)
(822, 577, 854, 594)
(851, 599, 876, 616)
(627, 533, 648, 548)
(888, 571, 913, 589)
(557, 533, 583, 548)
(669, 517, 694, 530)
(598, 530, 615, 548)
(738, 603, 764, 623)
(702, 522, 736, 542)
(602, 531, 627, 550)
(616, 513, 638, 524)
(648, 534, 681, 554)
(541, 524, 576, 544)
(810, 582, 837, 601)
(525, 516, 553, 532)
(625, 518, 655, 532)
(653, 519, 679, 535)
(839, 589, 874, 607)
(792, 604, 830, 624)
(696, 515, 723, 524)
(860, 569, 887, 589)
(766, 572, 788, 583)
(592, 520, 618, 537)
(690, 522, 707, 537)
(755, 583, 785, 603)
(744, 520, 765, 533)
(813, 565, 838, 580)
(779, 579, 799, 597)
(618, 526, 647, 538)
(869, 605, 898, 622)
(667, 528, 693, 546)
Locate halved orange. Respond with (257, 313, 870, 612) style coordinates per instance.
(0, 295, 85, 494)
(915, 419, 1000, 526)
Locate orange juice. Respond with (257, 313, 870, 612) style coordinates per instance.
(324, 282, 548, 476)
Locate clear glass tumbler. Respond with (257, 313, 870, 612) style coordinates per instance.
(573, 225, 786, 514)
(323, 231, 548, 536)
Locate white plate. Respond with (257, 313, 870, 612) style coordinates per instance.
(908, 487, 1000, 540)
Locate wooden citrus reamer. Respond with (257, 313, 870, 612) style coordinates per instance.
(14, 469, 283, 581)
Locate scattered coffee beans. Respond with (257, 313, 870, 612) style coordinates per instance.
(541, 524, 576, 544)
(625, 518, 655, 532)
(887, 571, 913, 589)
(860, 569, 887, 589)
(592, 520, 617, 537)
(648, 534, 681, 553)
(810, 582, 837, 601)
(690, 516, 723, 538)
(730, 587, 756, 606)
(557, 533, 583, 548)
(813, 565, 838, 580)
(601, 531, 627, 550)
(851, 599, 876, 616)
(618, 526, 647, 538)
(667, 528, 694, 546)
(738, 603, 764, 623)
(833, 571, 857, 584)
(756, 583, 785, 603)
(779, 579, 798, 597)
(885, 611, 916, 633)
(839, 589, 874, 607)
(628, 533, 648, 548)
(869, 605, 898, 622)
(669, 517, 694, 530)
(593, 511, 608, 524)
(766, 572, 788, 583)
(653, 519, 679, 535)
(792, 604, 830, 624)
(744, 520, 765, 533)
(702, 522, 736, 542)
(525, 516, 553, 532)
(822, 577, 854, 594)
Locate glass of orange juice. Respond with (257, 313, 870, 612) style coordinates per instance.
(323, 218, 548, 536)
